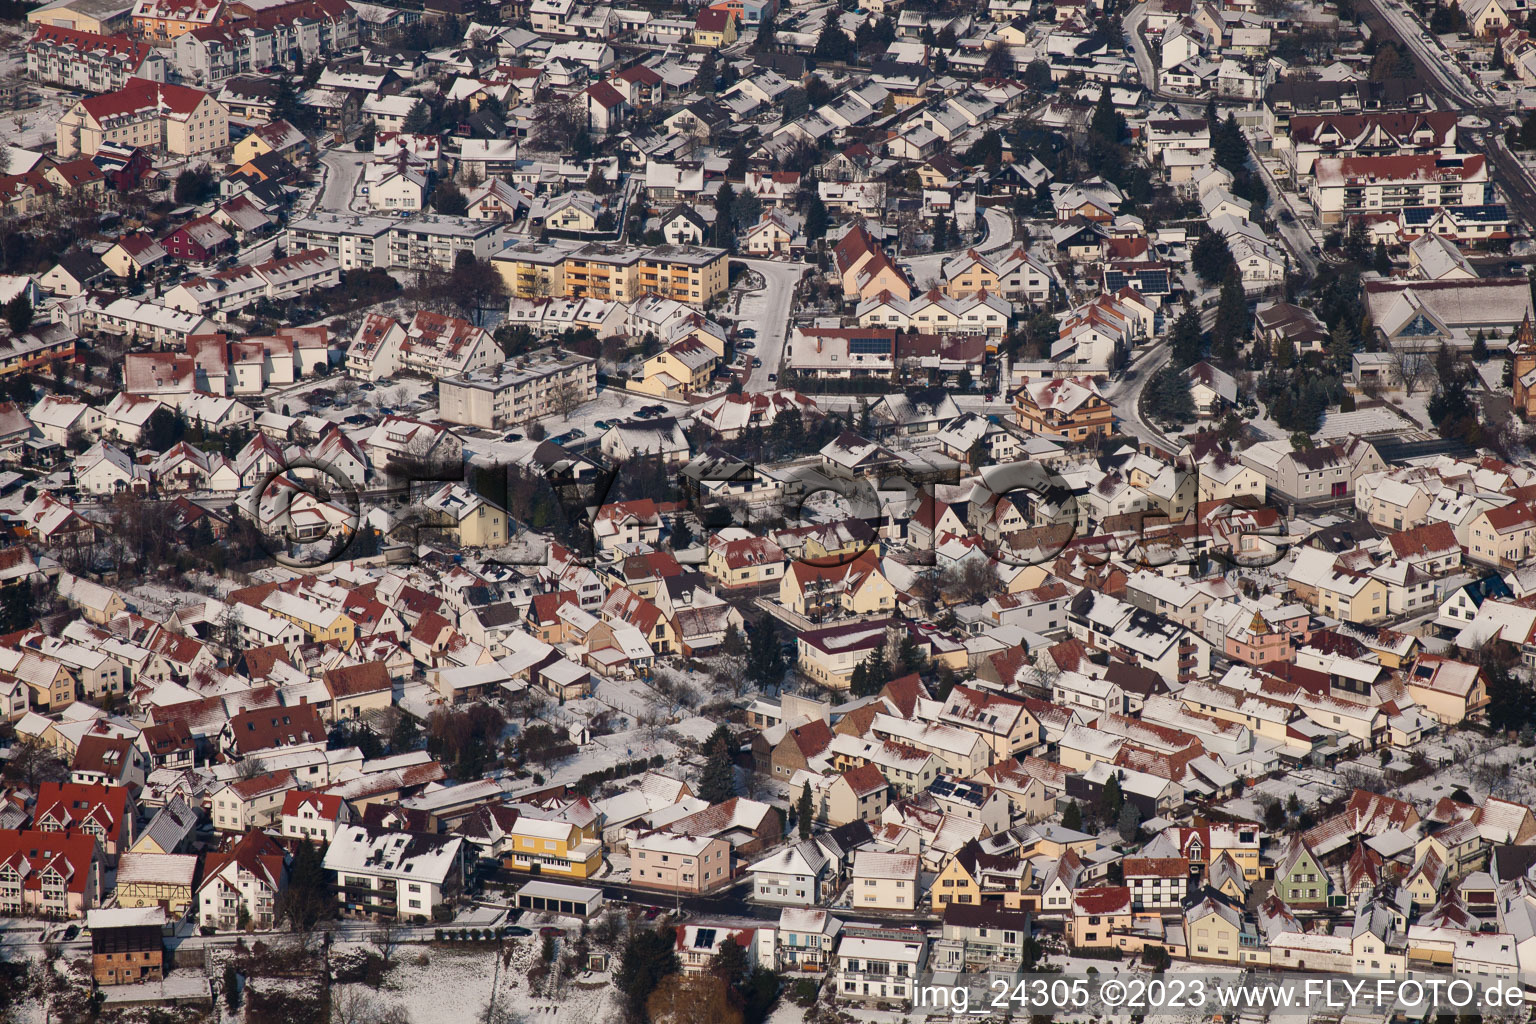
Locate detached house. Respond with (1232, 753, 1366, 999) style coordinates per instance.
(197, 829, 286, 930)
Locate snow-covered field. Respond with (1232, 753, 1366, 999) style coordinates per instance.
(329, 938, 624, 1024)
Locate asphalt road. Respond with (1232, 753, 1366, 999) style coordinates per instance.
(1122, 3, 1158, 94)
(733, 257, 811, 392)
(318, 148, 372, 214)
(903, 206, 1016, 289)
(1245, 136, 1320, 279)
(1358, 0, 1487, 107)
(1102, 305, 1220, 450)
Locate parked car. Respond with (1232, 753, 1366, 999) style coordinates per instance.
(506, 926, 533, 937)
(767, 373, 777, 381)
(566, 428, 586, 439)
(344, 414, 370, 425)
(738, 327, 756, 338)
(539, 927, 564, 938)
(503, 432, 523, 442)
(752, 357, 763, 368)
(593, 420, 612, 430)
(737, 340, 755, 350)
(358, 382, 376, 391)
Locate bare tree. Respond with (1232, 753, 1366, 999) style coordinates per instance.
(217, 602, 245, 656)
(369, 920, 401, 981)
(530, 95, 586, 153)
(1393, 347, 1433, 396)
(332, 986, 411, 1024)
(550, 380, 584, 419)
(236, 757, 270, 779)
(2, 737, 68, 787)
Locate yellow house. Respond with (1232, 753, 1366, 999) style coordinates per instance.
(1068, 887, 1133, 948)
(1405, 849, 1446, 907)
(637, 338, 717, 397)
(229, 120, 305, 168)
(546, 197, 602, 232)
(1468, 501, 1536, 568)
(504, 817, 603, 879)
(779, 551, 896, 619)
(706, 534, 785, 590)
(851, 850, 919, 912)
(1466, 0, 1509, 36)
(930, 859, 981, 911)
(693, 8, 738, 46)
(114, 853, 196, 917)
(941, 251, 1003, 295)
(1313, 570, 1390, 625)
(321, 662, 394, 723)
(261, 592, 356, 646)
(22, 658, 76, 713)
(422, 484, 510, 548)
(1184, 896, 1242, 962)
(1405, 654, 1487, 726)
(39, 161, 108, 201)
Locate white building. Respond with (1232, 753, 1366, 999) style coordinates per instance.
(323, 824, 464, 921)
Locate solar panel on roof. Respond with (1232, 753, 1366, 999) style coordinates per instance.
(850, 337, 889, 355)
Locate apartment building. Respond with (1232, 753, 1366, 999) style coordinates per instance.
(57, 77, 228, 159)
(385, 216, 505, 272)
(26, 26, 166, 91)
(0, 830, 101, 918)
(325, 824, 464, 920)
(196, 829, 285, 930)
(490, 242, 728, 304)
(1310, 154, 1490, 225)
(437, 352, 598, 429)
(283, 213, 395, 270)
(170, 0, 356, 88)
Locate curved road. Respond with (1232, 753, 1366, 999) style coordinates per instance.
(1104, 306, 1220, 450)
(903, 206, 1017, 289)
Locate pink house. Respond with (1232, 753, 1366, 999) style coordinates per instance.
(630, 832, 732, 894)
(1224, 604, 1311, 666)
